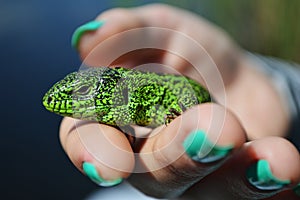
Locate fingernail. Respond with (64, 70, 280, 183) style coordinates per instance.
(71, 20, 105, 49)
(82, 162, 122, 187)
(182, 130, 233, 163)
(246, 159, 290, 190)
(293, 183, 300, 196)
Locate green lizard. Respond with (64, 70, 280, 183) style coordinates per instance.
(43, 67, 210, 128)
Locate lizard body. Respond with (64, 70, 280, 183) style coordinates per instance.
(43, 67, 210, 128)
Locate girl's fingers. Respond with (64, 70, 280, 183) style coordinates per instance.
(183, 137, 300, 199)
(128, 103, 247, 198)
(59, 117, 135, 186)
(73, 6, 169, 67)
(244, 137, 300, 199)
(72, 4, 239, 85)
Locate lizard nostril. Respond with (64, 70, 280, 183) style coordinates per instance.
(47, 96, 53, 104)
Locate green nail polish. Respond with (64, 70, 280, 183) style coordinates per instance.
(71, 20, 105, 49)
(183, 130, 233, 163)
(246, 159, 290, 190)
(82, 162, 122, 187)
(293, 183, 300, 196)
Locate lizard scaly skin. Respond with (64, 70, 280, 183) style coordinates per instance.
(43, 67, 210, 128)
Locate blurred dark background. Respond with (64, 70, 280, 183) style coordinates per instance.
(1, 0, 299, 199)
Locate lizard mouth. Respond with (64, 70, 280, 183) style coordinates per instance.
(43, 94, 69, 114)
(43, 99, 73, 116)
(42, 94, 54, 111)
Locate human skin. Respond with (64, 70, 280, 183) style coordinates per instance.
(59, 4, 300, 199)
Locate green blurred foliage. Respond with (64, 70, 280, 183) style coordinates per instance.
(200, 0, 300, 63)
(112, 0, 300, 63)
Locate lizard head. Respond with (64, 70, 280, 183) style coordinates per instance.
(43, 68, 120, 121)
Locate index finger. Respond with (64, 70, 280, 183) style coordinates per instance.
(59, 117, 135, 186)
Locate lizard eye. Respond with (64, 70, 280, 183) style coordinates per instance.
(75, 85, 91, 95)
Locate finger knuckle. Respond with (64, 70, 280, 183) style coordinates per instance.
(97, 8, 132, 20)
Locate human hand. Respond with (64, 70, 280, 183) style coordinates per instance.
(60, 4, 300, 199)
